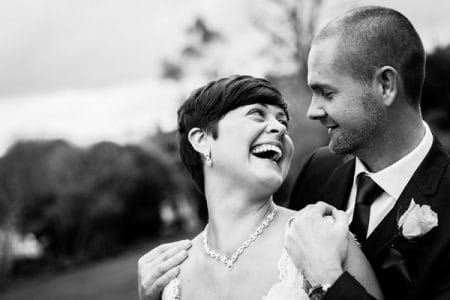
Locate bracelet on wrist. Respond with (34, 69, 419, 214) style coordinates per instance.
(308, 283, 331, 300)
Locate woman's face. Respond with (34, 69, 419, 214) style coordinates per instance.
(208, 103, 294, 195)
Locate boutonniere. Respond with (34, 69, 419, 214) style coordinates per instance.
(398, 199, 438, 240)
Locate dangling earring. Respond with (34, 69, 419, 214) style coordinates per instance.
(205, 152, 213, 167)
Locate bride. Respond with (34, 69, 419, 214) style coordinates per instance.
(160, 75, 382, 299)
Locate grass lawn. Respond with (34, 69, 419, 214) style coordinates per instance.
(0, 234, 190, 300)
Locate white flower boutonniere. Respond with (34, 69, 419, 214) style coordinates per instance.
(398, 199, 438, 240)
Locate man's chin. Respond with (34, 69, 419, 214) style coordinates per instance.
(328, 140, 356, 155)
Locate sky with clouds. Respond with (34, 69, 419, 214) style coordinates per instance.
(0, 0, 449, 155)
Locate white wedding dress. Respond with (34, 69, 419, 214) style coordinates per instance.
(161, 249, 309, 300)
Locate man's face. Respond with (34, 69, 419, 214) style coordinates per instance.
(306, 37, 386, 155)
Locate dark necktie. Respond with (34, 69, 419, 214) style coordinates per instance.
(349, 174, 383, 244)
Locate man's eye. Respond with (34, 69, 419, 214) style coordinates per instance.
(322, 91, 334, 99)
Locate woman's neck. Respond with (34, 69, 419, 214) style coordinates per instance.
(204, 191, 275, 257)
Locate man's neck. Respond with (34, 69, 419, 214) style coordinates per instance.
(356, 117, 426, 172)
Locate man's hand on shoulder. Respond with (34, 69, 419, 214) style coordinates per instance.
(138, 240, 191, 300)
(285, 202, 348, 287)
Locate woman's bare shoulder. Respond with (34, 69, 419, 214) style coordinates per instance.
(178, 231, 209, 280)
(184, 231, 204, 264)
(276, 206, 297, 222)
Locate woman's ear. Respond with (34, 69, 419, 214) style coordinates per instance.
(188, 127, 211, 155)
(374, 66, 398, 107)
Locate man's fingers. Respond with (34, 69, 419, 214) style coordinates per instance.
(151, 242, 191, 267)
(138, 240, 191, 300)
(153, 265, 180, 290)
(139, 240, 191, 264)
(144, 239, 191, 261)
(140, 248, 188, 285)
(151, 266, 179, 291)
(154, 249, 188, 277)
(140, 265, 180, 300)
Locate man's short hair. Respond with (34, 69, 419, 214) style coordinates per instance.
(177, 75, 289, 193)
(313, 6, 425, 109)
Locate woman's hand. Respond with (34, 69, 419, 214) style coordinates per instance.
(138, 240, 191, 300)
(285, 202, 348, 286)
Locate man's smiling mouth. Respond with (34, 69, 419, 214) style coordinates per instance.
(326, 125, 339, 134)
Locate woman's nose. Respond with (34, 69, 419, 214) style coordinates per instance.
(267, 118, 287, 136)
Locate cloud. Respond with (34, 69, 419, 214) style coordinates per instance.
(0, 0, 192, 96)
(1, 0, 449, 155)
(0, 78, 183, 155)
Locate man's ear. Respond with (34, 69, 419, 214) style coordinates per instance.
(374, 66, 398, 107)
(188, 127, 211, 155)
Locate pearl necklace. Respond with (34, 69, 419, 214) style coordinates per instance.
(203, 205, 278, 271)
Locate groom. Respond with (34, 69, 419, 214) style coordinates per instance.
(138, 6, 450, 300)
(285, 5, 450, 300)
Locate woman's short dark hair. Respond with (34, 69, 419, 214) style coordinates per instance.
(177, 75, 289, 193)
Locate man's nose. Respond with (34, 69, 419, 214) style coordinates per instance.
(307, 98, 326, 120)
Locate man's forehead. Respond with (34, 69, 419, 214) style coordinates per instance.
(308, 39, 345, 81)
(309, 37, 341, 64)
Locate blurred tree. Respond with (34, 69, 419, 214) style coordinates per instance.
(145, 129, 206, 224)
(39, 142, 126, 259)
(186, 17, 222, 45)
(0, 138, 183, 280)
(161, 16, 223, 81)
(0, 140, 66, 281)
(36, 141, 180, 259)
(183, 16, 222, 61)
(253, 0, 324, 81)
(119, 145, 176, 241)
(161, 59, 184, 81)
(422, 45, 450, 129)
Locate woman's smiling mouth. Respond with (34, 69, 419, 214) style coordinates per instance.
(250, 143, 283, 162)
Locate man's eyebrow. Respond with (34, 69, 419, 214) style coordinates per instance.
(309, 83, 321, 91)
(309, 83, 335, 91)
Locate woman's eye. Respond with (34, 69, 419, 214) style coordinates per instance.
(278, 119, 289, 128)
(247, 108, 265, 117)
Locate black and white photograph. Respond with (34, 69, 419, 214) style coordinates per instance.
(1, 0, 450, 299)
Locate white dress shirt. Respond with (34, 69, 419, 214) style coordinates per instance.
(345, 121, 434, 237)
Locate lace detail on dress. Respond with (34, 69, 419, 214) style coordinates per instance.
(161, 277, 181, 300)
(262, 249, 308, 300)
(161, 250, 308, 300)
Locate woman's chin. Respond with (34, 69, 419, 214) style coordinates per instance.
(255, 174, 283, 194)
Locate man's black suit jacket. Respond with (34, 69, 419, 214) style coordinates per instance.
(288, 138, 450, 300)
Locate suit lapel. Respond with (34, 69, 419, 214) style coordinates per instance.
(322, 156, 355, 210)
(362, 138, 449, 262)
(362, 183, 423, 261)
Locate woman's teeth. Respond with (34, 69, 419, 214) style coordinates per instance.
(251, 144, 282, 162)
